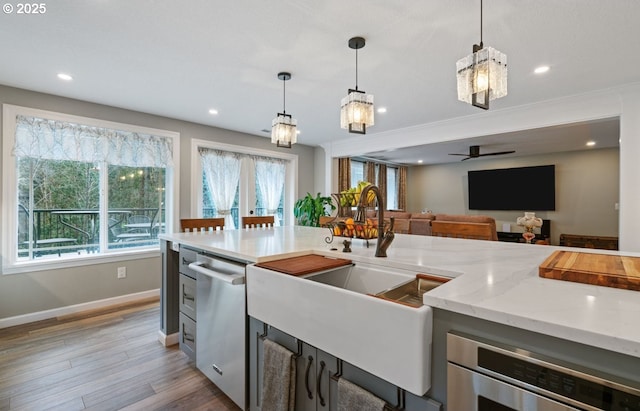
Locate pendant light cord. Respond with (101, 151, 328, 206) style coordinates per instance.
(480, 0, 483, 45)
(282, 77, 286, 114)
(355, 48, 359, 91)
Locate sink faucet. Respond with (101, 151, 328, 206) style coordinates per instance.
(356, 184, 394, 257)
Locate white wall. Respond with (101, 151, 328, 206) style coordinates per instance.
(408, 148, 619, 245)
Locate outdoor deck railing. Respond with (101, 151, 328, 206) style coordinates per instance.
(18, 206, 283, 259)
(18, 207, 162, 258)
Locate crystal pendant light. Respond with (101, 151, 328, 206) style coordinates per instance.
(456, 0, 507, 110)
(340, 37, 374, 134)
(271, 72, 297, 148)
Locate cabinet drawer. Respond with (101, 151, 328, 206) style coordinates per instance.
(179, 246, 198, 279)
(179, 273, 197, 321)
(179, 312, 196, 361)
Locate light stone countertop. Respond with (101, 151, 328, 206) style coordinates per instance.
(160, 226, 640, 359)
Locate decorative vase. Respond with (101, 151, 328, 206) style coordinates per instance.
(516, 212, 543, 244)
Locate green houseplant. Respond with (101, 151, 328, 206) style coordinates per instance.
(294, 192, 335, 227)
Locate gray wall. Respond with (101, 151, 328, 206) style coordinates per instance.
(0, 84, 317, 320)
(407, 148, 619, 245)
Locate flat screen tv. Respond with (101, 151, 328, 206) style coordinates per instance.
(468, 165, 555, 211)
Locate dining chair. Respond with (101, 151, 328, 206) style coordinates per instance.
(318, 216, 334, 227)
(241, 215, 274, 229)
(430, 220, 496, 241)
(180, 218, 225, 233)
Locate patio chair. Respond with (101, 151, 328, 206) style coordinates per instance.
(110, 216, 152, 242)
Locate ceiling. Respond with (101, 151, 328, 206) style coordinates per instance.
(1, 1, 636, 164)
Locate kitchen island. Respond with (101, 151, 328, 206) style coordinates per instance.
(159, 226, 640, 410)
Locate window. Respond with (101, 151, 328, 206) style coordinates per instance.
(386, 166, 399, 210)
(349, 159, 401, 210)
(2, 105, 178, 272)
(191, 140, 297, 228)
(350, 160, 366, 188)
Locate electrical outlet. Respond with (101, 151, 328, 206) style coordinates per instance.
(117, 266, 126, 279)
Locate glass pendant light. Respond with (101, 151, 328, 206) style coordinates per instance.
(271, 72, 297, 148)
(456, 0, 508, 110)
(340, 37, 374, 134)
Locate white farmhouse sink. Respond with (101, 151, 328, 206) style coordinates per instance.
(303, 263, 414, 295)
(246, 259, 436, 396)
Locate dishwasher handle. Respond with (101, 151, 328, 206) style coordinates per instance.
(188, 261, 245, 285)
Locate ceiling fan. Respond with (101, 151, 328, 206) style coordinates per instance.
(449, 145, 516, 161)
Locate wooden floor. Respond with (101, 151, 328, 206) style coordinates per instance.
(0, 298, 241, 411)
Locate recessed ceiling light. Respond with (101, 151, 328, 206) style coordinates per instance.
(534, 66, 550, 74)
(57, 73, 73, 81)
(586, 141, 596, 147)
(208, 109, 218, 115)
(296, 130, 301, 134)
(377, 107, 387, 114)
(417, 159, 423, 164)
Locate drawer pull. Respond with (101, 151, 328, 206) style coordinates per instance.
(183, 330, 195, 343)
(182, 292, 195, 302)
(182, 257, 194, 266)
(317, 360, 326, 407)
(305, 355, 314, 399)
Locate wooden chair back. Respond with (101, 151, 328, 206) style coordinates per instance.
(180, 218, 225, 233)
(241, 215, 275, 228)
(431, 221, 495, 241)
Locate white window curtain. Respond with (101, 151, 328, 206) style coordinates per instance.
(199, 148, 241, 229)
(254, 156, 285, 226)
(13, 115, 173, 167)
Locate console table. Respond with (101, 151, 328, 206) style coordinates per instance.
(498, 219, 550, 244)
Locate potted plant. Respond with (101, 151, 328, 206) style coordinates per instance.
(294, 192, 335, 227)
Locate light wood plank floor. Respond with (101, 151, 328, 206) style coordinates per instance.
(0, 298, 241, 411)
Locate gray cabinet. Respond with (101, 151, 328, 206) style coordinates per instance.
(249, 317, 338, 411)
(296, 340, 337, 411)
(178, 273, 196, 321)
(160, 240, 179, 338)
(179, 311, 196, 359)
(249, 317, 441, 411)
(178, 246, 198, 360)
(249, 317, 438, 411)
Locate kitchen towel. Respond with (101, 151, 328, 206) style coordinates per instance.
(337, 377, 386, 411)
(261, 339, 296, 411)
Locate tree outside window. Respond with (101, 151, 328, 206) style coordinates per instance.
(5, 108, 175, 265)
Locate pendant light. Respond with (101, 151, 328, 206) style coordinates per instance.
(271, 72, 297, 148)
(456, 0, 507, 110)
(340, 37, 374, 134)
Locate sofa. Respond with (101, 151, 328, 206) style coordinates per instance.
(370, 211, 498, 240)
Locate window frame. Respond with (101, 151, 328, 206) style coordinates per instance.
(386, 165, 399, 210)
(2, 104, 180, 274)
(190, 139, 298, 226)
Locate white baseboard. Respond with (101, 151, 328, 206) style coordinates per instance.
(0, 289, 160, 329)
(158, 330, 179, 347)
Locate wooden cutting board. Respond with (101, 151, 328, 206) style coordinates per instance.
(539, 250, 640, 291)
(255, 254, 352, 276)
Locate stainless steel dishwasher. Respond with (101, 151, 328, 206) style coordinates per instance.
(189, 253, 246, 410)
